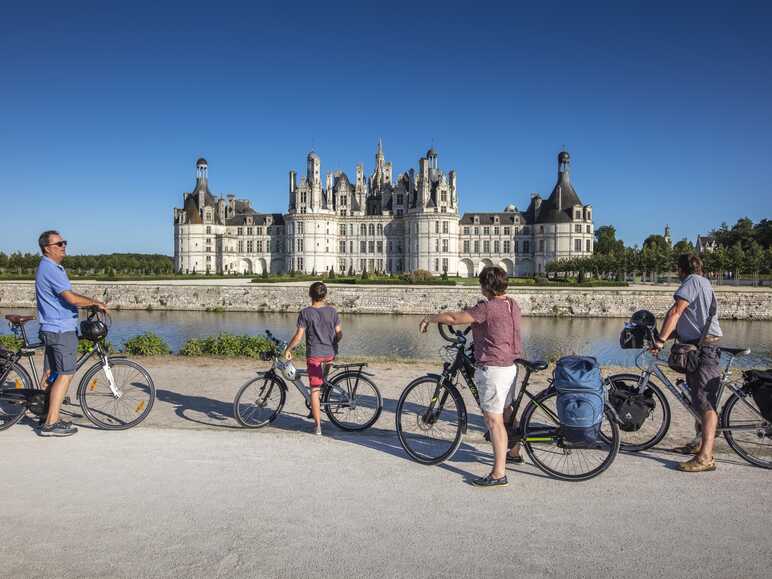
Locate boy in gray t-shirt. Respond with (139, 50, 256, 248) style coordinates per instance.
(283, 282, 342, 436)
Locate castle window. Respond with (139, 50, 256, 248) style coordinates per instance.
(206, 226, 211, 234)
(396, 194, 404, 204)
(463, 227, 470, 235)
(360, 241, 366, 253)
(504, 240, 511, 253)
(377, 224, 383, 235)
(340, 240, 346, 253)
(575, 210, 581, 220)
(340, 224, 346, 236)
(349, 240, 353, 253)
(523, 240, 530, 253)
(237, 227, 243, 236)
(442, 239, 448, 253)
(483, 227, 490, 236)
(257, 241, 263, 253)
(369, 241, 375, 253)
(503, 226, 510, 236)
(586, 239, 592, 252)
(247, 240, 254, 253)
(238, 240, 244, 253)
(388, 241, 393, 252)
(435, 239, 439, 252)
(442, 221, 449, 234)
(349, 224, 353, 235)
(369, 224, 375, 236)
(473, 216, 479, 224)
(267, 240, 271, 252)
(575, 239, 582, 252)
(539, 226, 544, 233)
(377, 241, 383, 253)
(474, 227, 479, 236)
(494, 216, 500, 224)
(484, 240, 491, 253)
(297, 257, 304, 271)
(494, 240, 500, 253)
(297, 239, 304, 251)
(463, 240, 470, 253)
(247, 227, 253, 236)
(297, 222, 304, 234)
(360, 224, 367, 235)
(442, 258, 448, 273)
(575, 224, 582, 233)
(256, 227, 263, 236)
(474, 240, 480, 253)
(441, 191, 447, 202)
(494, 226, 499, 235)
(539, 240, 544, 252)
(435, 221, 440, 234)
(586, 225, 591, 233)
(434, 258, 439, 272)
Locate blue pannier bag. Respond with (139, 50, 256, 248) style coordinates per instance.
(554, 356, 605, 447)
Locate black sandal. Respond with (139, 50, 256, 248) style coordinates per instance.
(506, 454, 524, 464)
(471, 473, 508, 487)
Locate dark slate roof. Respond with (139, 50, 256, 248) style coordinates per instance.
(196, 157, 208, 165)
(459, 212, 524, 225)
(333, 172, 351, 191)
(533, 170, 584, 224)
(226, 212, 285, 226)
(183, 194, 202, 224)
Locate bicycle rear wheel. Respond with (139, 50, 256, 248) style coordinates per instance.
(79, 358, 156, 430)
(233, 374, 286, 428)
(323, 373, 382, 431)
(721, 391, 772, 469)
(395, 376, 464, 465)
(0, 362, 31, 431)
(521, 389, 620, 481)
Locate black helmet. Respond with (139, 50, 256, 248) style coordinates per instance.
(80, 319, 107, 341)
(630, 309, 656, 328)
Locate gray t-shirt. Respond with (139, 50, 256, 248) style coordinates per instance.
(297, 305, 340, 358)
(674, 274, 722, 342)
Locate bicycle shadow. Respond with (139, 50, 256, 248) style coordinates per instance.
(624, 447, 755, 470)
(155, 388, 240, 429)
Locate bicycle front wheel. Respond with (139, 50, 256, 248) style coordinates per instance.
(721, 391, 772, 469)
(0, 362, 32, 431)
(79, 358, 156, 430)
(521, 390, 620, 482)
(323, 373, 382, 431)
(606, 373, 671, 452)
(233, 374, 286, 428)
(395, 376, 464, 465)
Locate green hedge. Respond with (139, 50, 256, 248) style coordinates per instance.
(178, 333, 299, 358)
(0, 334, 23, 351)
(123, 333, 171, 356)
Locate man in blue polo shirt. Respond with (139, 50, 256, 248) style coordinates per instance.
(35, 230, 107, 437)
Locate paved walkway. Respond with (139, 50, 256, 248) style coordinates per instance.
(1, 425, 770, 578)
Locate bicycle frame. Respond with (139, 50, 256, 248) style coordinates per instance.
(632, 349, 765, 432)
(430, 337, 561, 441)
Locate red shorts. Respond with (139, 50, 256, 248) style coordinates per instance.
(307, 356, 334, 388)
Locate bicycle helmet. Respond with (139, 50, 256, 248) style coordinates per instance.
(276, 359, 297, 381)
(80, 318, 108, 341)
(630, 309, 656, 329)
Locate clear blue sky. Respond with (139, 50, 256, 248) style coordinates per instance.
(1, 0, 770, 255)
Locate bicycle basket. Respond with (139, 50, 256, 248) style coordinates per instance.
(19, 319, 43, 348)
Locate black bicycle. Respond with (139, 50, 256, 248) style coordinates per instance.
(233, 331, 383, 431)
(0, 308, 156, 431)
(395, 324, 620, 482)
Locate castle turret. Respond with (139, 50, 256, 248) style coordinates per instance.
(307, 151, 321, 209)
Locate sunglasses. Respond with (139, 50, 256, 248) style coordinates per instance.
(47, 240, 68, 248)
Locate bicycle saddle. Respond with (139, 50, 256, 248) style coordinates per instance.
(515, 358, 548, 372)
(5, 315, 34, 325)
(719, 347, 751, 357)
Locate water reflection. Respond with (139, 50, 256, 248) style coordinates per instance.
(2, 308, 770, 368)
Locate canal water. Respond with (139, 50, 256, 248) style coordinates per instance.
(2, 308, 770, 368)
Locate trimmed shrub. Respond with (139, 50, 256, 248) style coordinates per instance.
(0, 334, 23, 351)
(124, 333, 171, 356)
(178, 333, 295, 358)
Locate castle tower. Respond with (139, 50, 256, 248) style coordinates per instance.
(664, 224, 672, 246)
(307, 151, 321, 209)
(196, 157, 208, 208)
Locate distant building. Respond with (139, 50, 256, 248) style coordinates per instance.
(173, 145, 594, 276)
(696, 234, 717, 254)
(664, 224, 672, 246)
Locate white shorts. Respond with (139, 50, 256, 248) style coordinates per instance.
(476, 364, 519, 414)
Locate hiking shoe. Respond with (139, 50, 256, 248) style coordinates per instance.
(471, 474, 508, 487)
(677, 457, 716, 473)
(37, 420, 78, 437)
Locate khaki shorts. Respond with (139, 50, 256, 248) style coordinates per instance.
(476, 364, 519, 414)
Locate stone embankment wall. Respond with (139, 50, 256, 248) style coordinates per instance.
(1, 281, 770, 319)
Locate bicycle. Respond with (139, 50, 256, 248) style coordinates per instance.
(0, 307, 156, 431)
(606, 326, 772, 469)
(233, 330, 383, 431)
(394, 323, 620, 482)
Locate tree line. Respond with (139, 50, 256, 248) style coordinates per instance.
(547, 217, 772, 282)
(0, 253, 174, 277)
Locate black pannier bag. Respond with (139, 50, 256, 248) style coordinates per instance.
(619, 324, 647, 349)
(744, 369, 772, 422)
(608, 384, 656, 432)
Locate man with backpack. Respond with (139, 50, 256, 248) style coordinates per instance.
(652, 254, 722, 472)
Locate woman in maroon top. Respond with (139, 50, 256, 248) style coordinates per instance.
(420, 266, 523, 488)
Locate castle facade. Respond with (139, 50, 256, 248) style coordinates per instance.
(173, 143, 594, 277)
